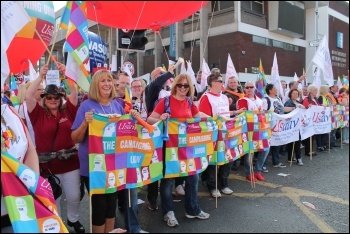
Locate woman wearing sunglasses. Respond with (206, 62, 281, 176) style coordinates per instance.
(236, 81, 269, 182)
(25, 64, 85, 233)
(147, 74, 210, 227)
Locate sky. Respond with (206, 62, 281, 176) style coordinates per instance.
(53, 1, 67, 12)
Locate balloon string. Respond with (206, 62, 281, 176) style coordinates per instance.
(158, 33, 169, 63)
(122, 1, 146, 64)
(203, 1, 216, 57)
(190, 1, 203, 62)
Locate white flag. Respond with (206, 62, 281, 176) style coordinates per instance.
(311, 35, 334, 86)
(28, 60, 38, 81)
(180, 61, 187, 75)
(293, 72, 303, 90)
(1, 1, 31, 87)
(337, 76, 343, 89)
(225, 53, 238, 88)
(65, 53, 90, 92)
(186, 61, 201, 93)
(270, 52, 284, 99)
(312, 66, 322, 90)
(201, 58, 210, 91)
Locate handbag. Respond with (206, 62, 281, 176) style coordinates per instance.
(47, 171, 62, 200)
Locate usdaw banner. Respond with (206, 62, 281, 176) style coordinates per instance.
(164, 117, 217, 178)
(88, 114, 164, 195)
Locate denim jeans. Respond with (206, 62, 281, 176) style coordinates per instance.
(244, 150, 269, 175)
(206, 163, 231, 191)
(115, 188, 141, 233)
(330, 129, 337, 146)
(160, 175, 201, 216)
(342, 126, 349, 141)
(270, 146, 281, 166)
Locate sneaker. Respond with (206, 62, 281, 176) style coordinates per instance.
(210, 189, 221, 198)
(343, 140, 349, 144)
(147, 203, 158, 211)
(262, 166, 268, 173)
(300, 144, 305, 149)
(186, 210, 210, 220)
(175, 185, 185, 196)
(139, 230, 149, 233)
(297, 159, 304, 166)
(254, 173, 265, 181)
(317, 147, 326, 151)
(164, 211, 179, 227)
(246, 175, 257, 182)
(273, 163, 286, 168)
(221, 187, 233, 195)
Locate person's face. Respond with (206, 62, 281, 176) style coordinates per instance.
(113, 79, 119, 92)
(44, 94, 61, 110)
(291, 90, 299, 101)
(196, 73, 202, 83)
(244, 83, 255, 96)
(331, 85, 339, 93)
(281, 82, 287, 90)
(270, 86, 277, 96)
(211, 77, 223, 93)
(152, 68, 166, 80)
(131, 81, 143, 97)
(118, 170, 125, 184)
(176, 78, 190, 96)
(142, 167, 149, 179)
(117, 74, 131, 97)
(99, 74, 113, 98)
(228, 78, 238, 90)
(302, 87, 308, 96)
(310, 88, 317, 97)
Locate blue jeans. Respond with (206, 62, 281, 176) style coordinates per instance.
(270, 146, 281, 166)
(330, 129, 337, 146)
(160, 175, 201, 216)
(244, 150, 269, 175)
(115, 188, 141, 233)
(342, 126, 349, 141)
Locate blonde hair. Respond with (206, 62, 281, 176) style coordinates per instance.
(307, 84, 317, 93)
(88, 69, 116, 102)
(170, 74, 194, 98)
(319, 85, 330, 96)
(17, 84, 27, 104)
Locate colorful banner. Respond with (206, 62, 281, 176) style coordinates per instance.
(270, 109, 301, 146)
(88, 114, 164, 195)
(1, 152, 68, 233)
(164, 117, 217, 178)
(246, 111, 271, 152)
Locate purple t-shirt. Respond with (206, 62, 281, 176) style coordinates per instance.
(71, 99, 125, 177)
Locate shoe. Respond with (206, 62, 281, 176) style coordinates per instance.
(67, 220, 85, 233)
(175, 185, 185, 196)
(139, 230, 149, 233)
(221, 187, 233, 195)
(317, 147, 326, 151)
(262, 166, 268, 173)
(300, 144, 305, 149)
(273, 163, 286, 168)
(343, 140, 349, 144)
(210, 189, 222, 198)
(297, 159, 304, 166)
(246, 175, 257, 182)
(305, 152, 317, 157)
(164, 211, 179, 227)
(254, 173, 265, 181)
(147, 203, 158, 211)
(186, 210, 210, 220)
(288, 158, 297, 162)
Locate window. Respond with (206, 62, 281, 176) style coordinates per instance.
(241, 1, 264, 14)
(184, 39, 200, 48)
(163, 46, 170, 54)
(212, 1, 234, 12)
(145, 49, 154, 56)
(252, 36, 266, 45)
(252, 36, 299, 52)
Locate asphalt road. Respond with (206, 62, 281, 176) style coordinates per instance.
(61, 143, 349, 233)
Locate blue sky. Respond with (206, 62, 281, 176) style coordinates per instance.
(53, 1, 67, 12)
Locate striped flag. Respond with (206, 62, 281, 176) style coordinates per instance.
(1, 152, 68, 233)
(64, 1, 90, 91)
(59, 1, 72, 30)
(255, 59, 267, 98)
(124, 86, 132, 113)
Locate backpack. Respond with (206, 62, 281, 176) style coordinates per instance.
(265, 97, 271, 110)
(153, 96, 193, 114)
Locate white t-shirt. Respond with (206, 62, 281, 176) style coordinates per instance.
(263, 96, 284, 114)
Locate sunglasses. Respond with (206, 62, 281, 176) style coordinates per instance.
(132, 85, 142, 89)
(176, 84, 190, 89)
(214, 80, 223, 83)
(245, 86, 254, 89)
(45, 95, 60, 100)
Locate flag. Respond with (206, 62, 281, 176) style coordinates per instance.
(59, 1, 72, 30)
(1, 1, 31, 85)
(124, 86, 132, 113)
(311, 35, 334, 86)
(186, 61, 201, 93)
(1, 152, 68, 233)
(201, 58, 210, 91)
(312, 66, 322, 93)
(225, 54, 238, 88)
(64, 1, 90, 91)
(270, 53, 284, 98)
(180, 61, 187, 75)
(9, 73, 18, 95)
(342, 75, 349, 90)
(28, 60, 38, 81)
(294, 72, 302, 90)
(65, 53, 90, 92)
(337, 76, 343, 89)
(255, 59, 267, 98)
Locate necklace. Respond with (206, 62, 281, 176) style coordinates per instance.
(99, 102, 113, 115)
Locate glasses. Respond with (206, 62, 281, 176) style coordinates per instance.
(45, 95, 60, 100)
(132, 85, 142, 89)
(176, 84, 190, 89)
(214, 80, 223, 83)
(245, 86, 254, 89)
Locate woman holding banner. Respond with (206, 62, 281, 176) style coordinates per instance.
(147, 74, 210, 227)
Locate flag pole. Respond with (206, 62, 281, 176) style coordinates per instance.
(46, 29, 61, 66)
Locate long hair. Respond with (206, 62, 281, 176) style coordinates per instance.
(88, 69, 116, 102)
(170, 74, 195, 98)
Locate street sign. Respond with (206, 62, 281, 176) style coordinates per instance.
(309, 40, 319, 47)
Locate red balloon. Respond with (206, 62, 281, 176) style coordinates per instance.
(7, 2, 55, 74)
(87, 1, 208, 31)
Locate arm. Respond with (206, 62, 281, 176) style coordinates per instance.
(194, 111, 210, 118)
(71, 107, 93, 143)
(25, 65, 48, 113)
(291, 74, 306, 90)
(66, 81, 78, 106)
(198, 95, 212, 116)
